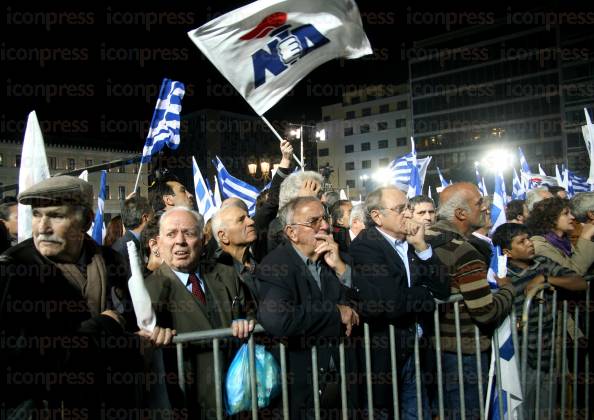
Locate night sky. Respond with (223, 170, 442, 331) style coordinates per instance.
(1, 0, 561, 149)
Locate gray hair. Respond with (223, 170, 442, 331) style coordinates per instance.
(349, 203, 366, 227)
(279, 196, 321, 227)
(570, 192, 594, 223)
(159, 206, 204, 238)
(436, 193, 471, 221)
(526, 187, 549, 211)
(279, 171, 323, 209)
(210, 202, 245, 246)
(364, 186, 405, 226)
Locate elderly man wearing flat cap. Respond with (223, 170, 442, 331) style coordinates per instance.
(0, 176, 171, 419)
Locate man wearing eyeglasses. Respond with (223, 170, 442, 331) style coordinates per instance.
(349, 186, 449, 420)
(257, 196, 360, 418)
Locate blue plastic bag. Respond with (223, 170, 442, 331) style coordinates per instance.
(225, 343, 281, 415)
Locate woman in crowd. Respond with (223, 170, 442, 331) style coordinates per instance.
(526, 197, 594, 276)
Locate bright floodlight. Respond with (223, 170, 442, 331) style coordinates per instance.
(315, 129, 326, 141)
(480, 149, 515, 172)
(372, 168, 392, 183)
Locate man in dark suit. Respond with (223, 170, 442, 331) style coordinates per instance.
(257, 196, 360, 419)
(349, 186, 449, 420)
(112, 195, 153, 264)
(145, 206, 254, 419)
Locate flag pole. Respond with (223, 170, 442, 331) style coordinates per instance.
(133, 161, 143, 193)
(260, 115, 304, 168)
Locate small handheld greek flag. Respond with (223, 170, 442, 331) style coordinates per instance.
(490, 172, 507, 235)
(141, 79, 185, 164)
(213, 156, 259, 216)
(192, 157, 217, 224)
(512, 168, 525, 200)
(436, 166, 449, 188)
(91, 170, 107, 245)
(487, 244, 507, 290)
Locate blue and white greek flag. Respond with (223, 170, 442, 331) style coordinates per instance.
(213, 156, 259, 216)
(407, 163, 422, 199)
(475, 164, 488, 196)
(486, 316, 523, 420)
(486, 245, 506, 290)
(512, 168, 526, 200)
(192, 157, 217, 224)
(568, 171, 590, 194)
(436, 166, 449, 188)
(490, 173, 507, 235)
(388, 154, 432, 190)
(518, 147, 533, 189)
(141, 79, 185, 164)
(91, 170, 107, 245)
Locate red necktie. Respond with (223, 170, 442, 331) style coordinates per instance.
(189, 273, 206, 305)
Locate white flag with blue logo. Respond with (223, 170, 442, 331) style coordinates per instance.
(213, 156, 260, 215)
(91, 170, 107, 245)
(141, 79, 185, 163)
(192, 157, 218, 224)
(188, 0, 372, 115)
(512, 168, 525, 200)
(490, 173, 507, 235)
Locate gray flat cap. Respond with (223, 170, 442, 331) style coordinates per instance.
(18, 175, 94, 209)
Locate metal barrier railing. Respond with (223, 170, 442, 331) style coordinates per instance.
(520, 280, 591, 420)
(168, 284, 590, 420)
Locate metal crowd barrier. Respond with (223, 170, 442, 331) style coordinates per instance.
(169, 285, 591, 420)
(520, 280, 591, 420)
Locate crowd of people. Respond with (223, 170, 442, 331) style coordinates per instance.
(1, 140, 592, 420)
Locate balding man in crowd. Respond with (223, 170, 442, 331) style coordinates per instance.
(211, 203, 259, 300)
(257, 196, 359, 418)
(349, 186, 449, 419)
(145, 206, 253, 419)
(425, 183, 516, 419)
(0, 176, 147, 419)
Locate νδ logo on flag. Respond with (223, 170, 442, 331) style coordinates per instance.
(240, 12, 330, 88)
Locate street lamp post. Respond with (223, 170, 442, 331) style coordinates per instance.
(288, 123, 326, 172)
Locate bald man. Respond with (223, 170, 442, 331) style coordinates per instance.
(425, 183, 516, 419)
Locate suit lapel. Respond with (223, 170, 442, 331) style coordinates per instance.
(159, 264, 213, 329)
(367, 227, 407, 273)
(285, 245, 324, 299)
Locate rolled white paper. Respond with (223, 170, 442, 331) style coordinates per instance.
(127, 240, 156, 332)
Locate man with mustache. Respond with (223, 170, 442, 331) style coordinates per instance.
(0, 176, 152, 419)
